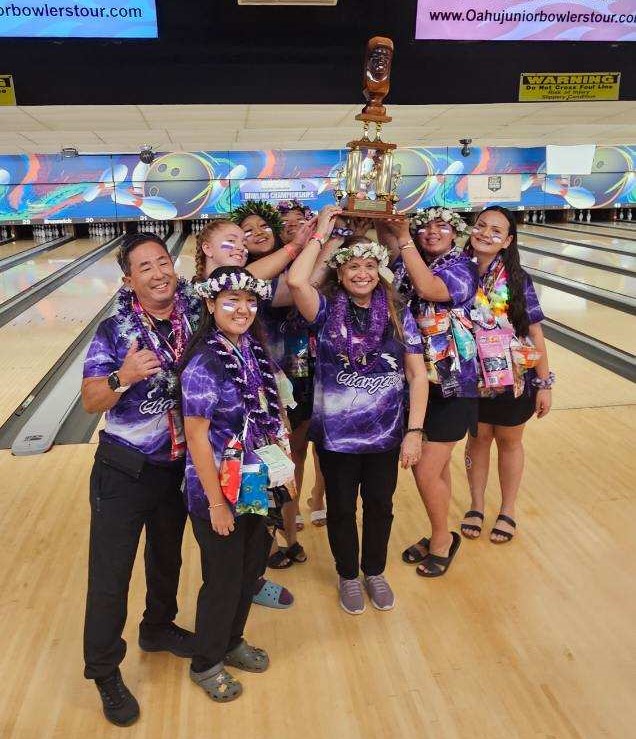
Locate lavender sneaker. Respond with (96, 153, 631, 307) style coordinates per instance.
(364, 574, 395, 611)
(338, 577, 365, 615)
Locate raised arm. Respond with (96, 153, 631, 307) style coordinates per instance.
(247, 217, 317, 280)
(379, 219, 451, 302)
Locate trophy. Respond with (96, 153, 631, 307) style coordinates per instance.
(334, 36, 404, 220)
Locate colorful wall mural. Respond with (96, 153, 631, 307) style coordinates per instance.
(0, 145, 633, 224)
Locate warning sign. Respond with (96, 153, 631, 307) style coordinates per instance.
(0, 75, 16, 106)
(519, 72, 620, 102)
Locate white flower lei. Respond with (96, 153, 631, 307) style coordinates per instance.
(409, 207, 469, 235)
(194, 271, 272, 301)
(327, 240, 390, 269)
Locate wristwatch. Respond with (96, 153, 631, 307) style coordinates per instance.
(107, 371, 130, 394)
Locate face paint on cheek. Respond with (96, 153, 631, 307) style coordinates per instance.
(248, 304, 258, 314)
(263, 226, 273, 233)
(439, 226, 452, 235)
(220, 302, 237, 313)
(492, 236, 503, 244)
(472, 226, 481, 234)
(220, 241, 236, 250)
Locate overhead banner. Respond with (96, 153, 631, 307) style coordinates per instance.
(415, 2, 636, 42)
(519, 72, 620, 101)
(467, 175, 522, 204)
(0, 1, 158, 38)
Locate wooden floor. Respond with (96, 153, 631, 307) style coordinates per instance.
(1, 344, 634, 739)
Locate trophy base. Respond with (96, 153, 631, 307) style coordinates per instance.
(347, 139, 396, 152)
(339, 209, 405, 222)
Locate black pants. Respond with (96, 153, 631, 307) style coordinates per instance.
(84, 451, 186, 680)
(190, 512, 267, 672)
(317, 446, 400, 580)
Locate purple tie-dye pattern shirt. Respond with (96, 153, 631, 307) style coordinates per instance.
(394, 251, 479, 398)
(181, 339, 267, 519)
(84, 317, 181, 463)
(308, 294, 423, 454)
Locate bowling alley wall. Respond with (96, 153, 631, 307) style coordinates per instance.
(0, 145, 633, 225)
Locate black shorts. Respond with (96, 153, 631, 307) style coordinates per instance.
(478, 388, 536, 427)
(424, 388, 478, 443)
(286, 376, 314, 431)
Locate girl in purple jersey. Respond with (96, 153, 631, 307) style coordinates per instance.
(180, 267, 290, 702)
(461, 206, 553, 544)
(288, 227, 428, 615)
(378, 209, 479, 579)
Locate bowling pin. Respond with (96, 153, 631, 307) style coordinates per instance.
(628, 209, 633, 221)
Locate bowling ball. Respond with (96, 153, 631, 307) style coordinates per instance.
(573, 146, 632, 207)
(144, 153, 216, 218)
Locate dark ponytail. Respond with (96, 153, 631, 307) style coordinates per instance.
(478, 206, 530, 338)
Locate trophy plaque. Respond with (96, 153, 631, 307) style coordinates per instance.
(333, 36, 404, 221)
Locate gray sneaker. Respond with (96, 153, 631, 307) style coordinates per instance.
(338, 576, 365, 615)
(364, 574, 395, 611)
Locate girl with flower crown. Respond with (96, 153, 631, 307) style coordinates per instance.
(179, 266, 291, 702)
(288, 230, 428, 615)
(377, 208, 479, 579)
(461, 206, 552, 544)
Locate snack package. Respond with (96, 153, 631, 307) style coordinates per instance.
(475, 327, 514, 388)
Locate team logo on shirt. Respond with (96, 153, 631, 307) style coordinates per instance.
(335, 370, 402, 396)
(138, 386, 177, 416)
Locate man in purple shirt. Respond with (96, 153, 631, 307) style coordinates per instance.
(81, 233, 198, 727)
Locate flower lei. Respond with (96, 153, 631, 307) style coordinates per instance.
(230, 200, 283, 235)
(113, 278, 200, 397)
(325, 287, 389, 374)
(327, 240, 390, 270)
(194, 272, 272, 300)
(409, 207, 469, 235)
(473, 254, 509, 327)
(277, 199, 314, 220)
(207, 329, 285, 447)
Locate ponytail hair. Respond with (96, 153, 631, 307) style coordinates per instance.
(476, 206, 529, 338)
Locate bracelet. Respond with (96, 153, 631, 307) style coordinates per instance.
(531, 371, 556, 390)
(398, 240, 415, 251)
(311, 232, 326, 247)
(405, 427, 425, 435)
(210, 502, 226, 509)
(283, 243, 301, 260)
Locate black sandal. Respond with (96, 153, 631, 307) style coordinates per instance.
(267, 549, 293, 569)
(285, 542, 308, 564)
(490, 514, 516, 544)
(416, 532, 461, 578)
(460, 510, 484, 539)
(401, 537, 430, 564)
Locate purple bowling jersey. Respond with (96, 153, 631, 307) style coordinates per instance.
(181, 341, 265, 519)
(522, 273, 545, 325)
(394, 252, 479, 398)
(308, 294, 423, 454)
(84, 317, 180, 463)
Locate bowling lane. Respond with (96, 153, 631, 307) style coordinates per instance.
(0, 237, 57, 262)
(173, 233, 196, 281)
(0, 250, 123, 427)
(534, 284, 636, 355)
(552, 221, 636, 243)
(0, 238, 103, 304)
(522, 224, 635, 254)
(520, 250, 636, 298)
(518, 232, 636, 272)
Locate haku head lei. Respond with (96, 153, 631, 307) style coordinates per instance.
(230, 200, 283, 235)
(277, 199, 314, 220)
(409, 207, 469, 236)
(327, 240, 393, 283)
(194, 270, 272, 301)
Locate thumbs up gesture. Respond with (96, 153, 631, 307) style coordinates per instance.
(118, 339, 162, 386)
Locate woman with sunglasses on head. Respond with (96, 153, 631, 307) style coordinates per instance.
(180, 266, 292, 702)
(461, 206, 552, 544)
(288, 228, 428, 614)
(378, 208, 479, 579)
